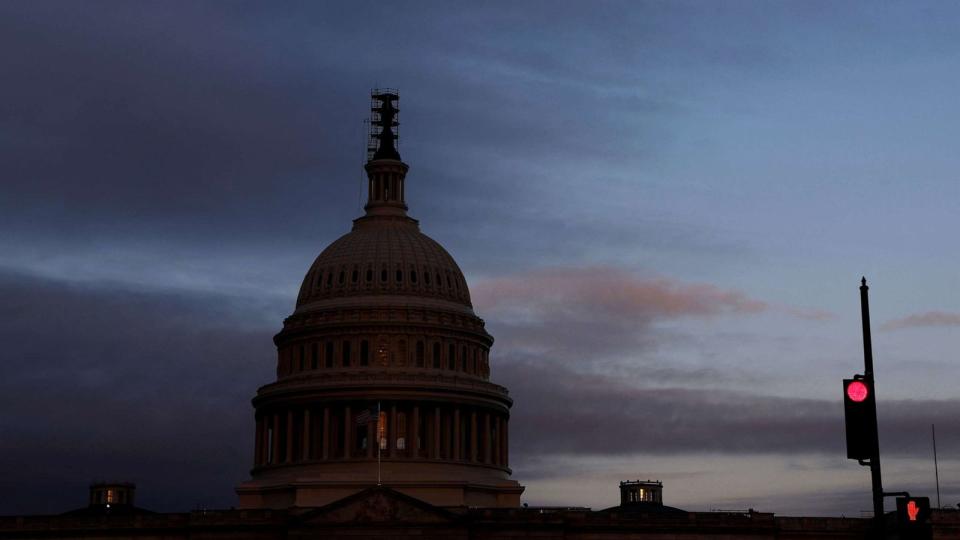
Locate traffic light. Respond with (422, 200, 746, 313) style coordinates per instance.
(896, 496, 932, 540)
(843, 377, 878, 460)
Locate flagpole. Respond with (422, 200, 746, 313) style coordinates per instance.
(377, 401, 382, 486)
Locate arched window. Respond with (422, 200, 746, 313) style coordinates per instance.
(381, 268, 388, 282)
(366, 268, 373, 282)
(338, 270, 345, 285)
(397, 340, 407, 367)
(416, 341, 425, 367)
(432, 343, 441, 369)
(377, 340, 389, 366)
(311, 342, 318, 370)
(395, 268, 403, 282)
(360, 340, 369, 366)
(342, 340, 351, 367)
(351, 268, 358, 283)
(425, 271, 431, 285)
(325, 342, 334, 368)
(448, 344, 455, 371)
(461, 346, 467, 372)
(299, 344, 305, 371)
(411, 269, 418, 283)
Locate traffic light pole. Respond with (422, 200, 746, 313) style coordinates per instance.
(860, 278, 885, 531)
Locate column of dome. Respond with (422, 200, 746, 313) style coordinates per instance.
(250, 402, 511, 470)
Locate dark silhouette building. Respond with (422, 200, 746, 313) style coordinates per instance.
(236, 90, 522, 509)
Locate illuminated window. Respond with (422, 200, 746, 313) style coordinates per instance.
(378, 411, 387, 450)
(377, 341, 389, 366)
(396, 413, 407, 450)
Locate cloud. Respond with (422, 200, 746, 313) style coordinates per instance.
(0, 269, 281, 514)
(496, 357, 960, 458)
(471, 267, 832, 364)
(881, 311, 960, 331)
(474, 266, 768, 319)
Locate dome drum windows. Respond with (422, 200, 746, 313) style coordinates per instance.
(342, 340, 352, 367)
(360, 340, 369, 366)
(397, 340, 407, 367)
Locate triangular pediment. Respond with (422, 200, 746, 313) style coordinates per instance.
(297, 487, 459, 525)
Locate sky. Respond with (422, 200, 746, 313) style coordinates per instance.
(2, 0, 959, 517)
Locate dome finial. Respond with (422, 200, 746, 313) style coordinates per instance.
(368, 89, 400, 161)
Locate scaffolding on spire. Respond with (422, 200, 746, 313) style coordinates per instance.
(367, 88, 400, 161)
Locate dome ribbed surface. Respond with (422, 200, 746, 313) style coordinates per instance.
(296, 217, 472, 308)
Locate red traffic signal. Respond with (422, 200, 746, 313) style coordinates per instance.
(896, 497, 931, 539)
(846, 380, 869, 402)
(843, 377, 878, 460)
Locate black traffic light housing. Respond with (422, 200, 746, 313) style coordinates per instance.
(896, 496, 932, 540)
(843, 376, 878, 460)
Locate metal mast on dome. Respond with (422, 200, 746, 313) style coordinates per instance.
(367, 89, 400, 162)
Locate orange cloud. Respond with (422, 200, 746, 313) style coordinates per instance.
(881, 311, 960, 331)
(473, 266, 767, 320)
